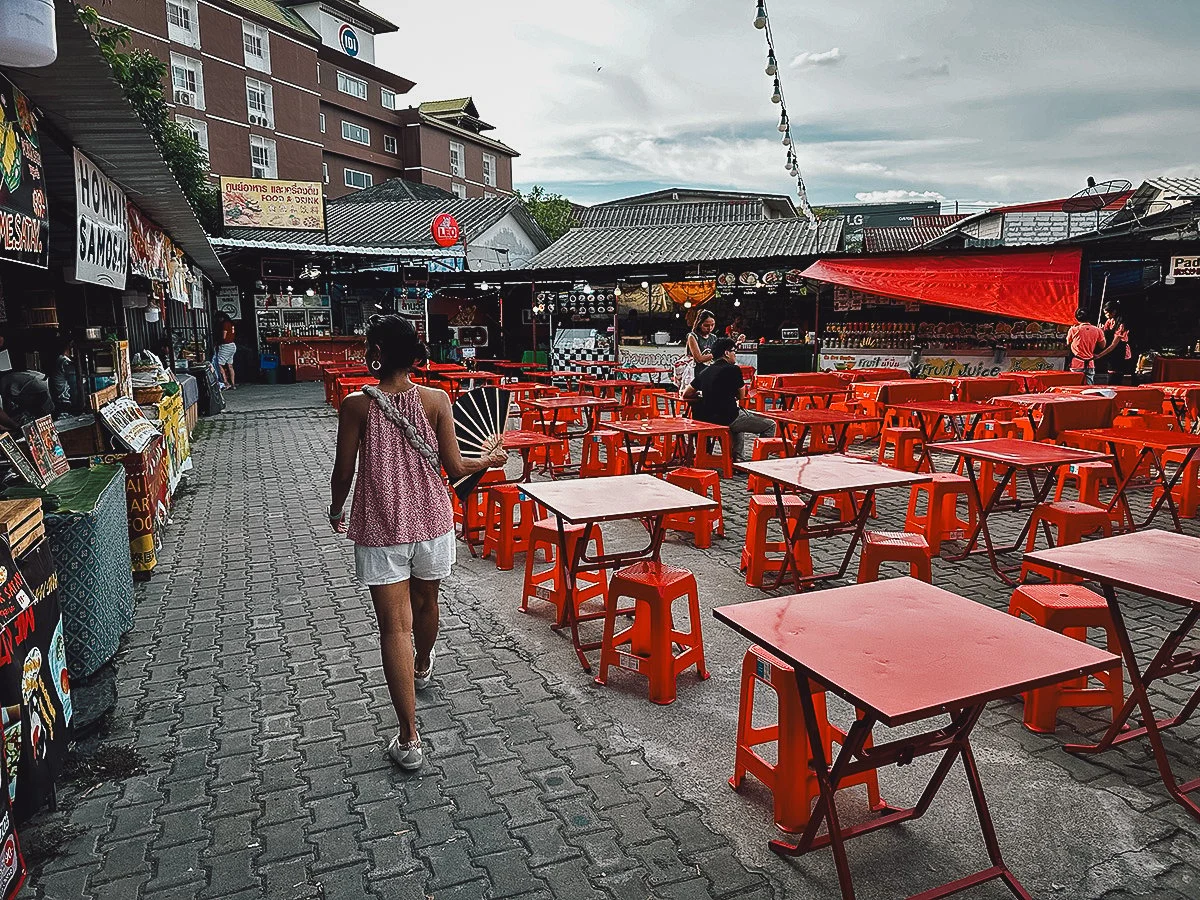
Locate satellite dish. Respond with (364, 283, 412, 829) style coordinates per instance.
(1061, 178, 1132, 213)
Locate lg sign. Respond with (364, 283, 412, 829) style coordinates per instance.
(339, 23, 359, 57)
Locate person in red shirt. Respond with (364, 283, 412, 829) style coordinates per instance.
(215, 313, 238, 390)
(1066, 307, 1105, 384)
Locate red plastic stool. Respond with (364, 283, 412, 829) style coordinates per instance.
(522, 408, 568, 438)
(529, 438, 570, 472)
(663, 467, 724, 548)
(614, 445, 667, 475)
(1020, 501, 1112, 583)
(905, 473, 976, 550)
(481, 485, 539, 571)
(452, 470, 506, 545)
(974, 458, 1019, 503)
(741, 496, 814, 588)
(818, 489, 875, 524)
(694, 430, 735, 477)
(877, 426, 924, 472)
(730, 646, 884, 832)
(580, 430, 623, 478)
(1053, 461, 1116, 506)
(522, 519, 607, 622)
(747, 437, 788, 494)
(857, 531, 932, 583)
(1008, 584, 1124, 733)
(1152, 449, 1200, 519)
(596, 562, 708, 705)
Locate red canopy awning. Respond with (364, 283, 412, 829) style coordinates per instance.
(801, 249, 1082, 325)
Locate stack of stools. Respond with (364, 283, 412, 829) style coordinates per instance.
(877, 426, 924, 472)
(580, 430, 623, 477)
(663, 467, 723, 548)
(481, 485, 539, 571)
(1054, 460, 1123, 528)
(694, 431, 734, 477)
(741, 496, 813, 588)
(1019, 501, 1112, 583)
(595, 562, 708, 704)
(905, 473, 976, 551)
(747, 437, 787, 493)
(529, 438, 570, 472)
(730, 645, 884, 832)
(857, 531, 932, 583)
(522, 519, 607, 623)
(1007, 584, 1124, 733)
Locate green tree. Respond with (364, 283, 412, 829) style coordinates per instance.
(810, 206, 842, 219)
(516, 185, 576, 242)
(77, 5, 220, 233)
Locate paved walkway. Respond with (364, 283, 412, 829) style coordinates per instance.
(23, 383, 1200, 899)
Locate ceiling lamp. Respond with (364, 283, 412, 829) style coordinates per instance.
(753, 1, 767, 29)
(0, 0, 57, 68)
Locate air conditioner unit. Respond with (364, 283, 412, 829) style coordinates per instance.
(449, 326, 488, 348)
(249, 114, 269, 127)
(174, 89, 194, 106)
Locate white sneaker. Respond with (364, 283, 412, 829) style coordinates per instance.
(414, 646, 436, 691)
(388, 735, 424, 771)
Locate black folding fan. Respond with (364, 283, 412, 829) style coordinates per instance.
(450, 386, 512, 501)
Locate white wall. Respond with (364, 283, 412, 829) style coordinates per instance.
(467, 212, 541, 270)
(290, 2, 377, 63)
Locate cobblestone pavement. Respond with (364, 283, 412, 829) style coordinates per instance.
(22, 383, 1200, 899)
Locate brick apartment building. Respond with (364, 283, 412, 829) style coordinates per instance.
(86, 0, 518, 200)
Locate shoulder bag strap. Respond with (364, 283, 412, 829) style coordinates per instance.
(362, 385, 444, 478)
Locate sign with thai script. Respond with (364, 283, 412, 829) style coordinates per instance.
(0, 76, 47, 269)
(73, 148, 128, 288)
(220, 177, 324, 230)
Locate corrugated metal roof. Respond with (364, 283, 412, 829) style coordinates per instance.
(330, 178, 456, 204)
(576, 201, 767, 229)
(523, 218, 843, 270)
(912, 214, 968, 228)
(4, 6, 227, 283)
(211, 236, 462, 258)
(326, 198, 549, 250)
(230, 0, 320, 40)
(863, 225, 950, 253)
(1142, 177, 1200, 197)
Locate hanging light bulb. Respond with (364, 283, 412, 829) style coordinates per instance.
(683, 301, 692, 309)
(733, 298, 741, 307)
(778, 112, 788, 132)
(613, 286, 622, 297)
(753, 1, 767, 28)
(640, 280, 649, 289)
(765, 49, 777, 75)
(771, 78, 782, 103)
(782, 133, 792, 146)
(479, 281, 490, 291)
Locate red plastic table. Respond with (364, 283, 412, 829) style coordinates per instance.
(613, 365, 672, 384)
(494, 360, 546, 373)
(526, 396, 620, 443)
(887, 400, 1002, 472)
(1050, 384, 1166, 414)
(930, 438, 1111, 584)
(1026, 530, 1200, 820)
(521, 474, 717, 671)
(759, 408, 875, 456)
(1003, 370, 1085, 392)
(734, 455, 930, 590)
(608, 417, 725, 474)
(953, 376, 1023, 403)
(847, 368, 911, 382)
(580, 379, 640, 404)
(1154, 382, 1200, 432)
(332, 375, 378, 409)
(1061, 427, 1200, 531)
(436, 370, 504, 398)
(988, 393, 1115, 441)
(714, 578, 1117, 899)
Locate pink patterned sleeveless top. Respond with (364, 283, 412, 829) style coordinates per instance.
(347, 387, 454, 547)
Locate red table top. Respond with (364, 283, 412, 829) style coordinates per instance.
(848, 368, 911, 382)
(532, 370, 587, 380)
(1061, 427, 1200, 451)
(423, 362, 467, 372)
(735, 453, 931, 493)
(439, 372, 504, 385)
(582, 379, 639, 389)
(494, 360, 546, 369)
(888, 400, 1001, 417)
(614, 366, 671, 375)
(1026, 530, 1200, 607)
(499, 381, 552, 393)
(335, 376, 378, 387)
(521, 473, 717, 523)
(930, 438, 1109, 467)
(714, 578, 1118, 727)
(770, 386, 847, 399)
(761, 408, 870, 426)
(608, 417, 723, 437)
(528, 396, 620, 410)
(1005, 371, 1085, 389)
(851, 379, 922, 398)
(1051, 385, 1165, 411)
(502, 430, 564, 450)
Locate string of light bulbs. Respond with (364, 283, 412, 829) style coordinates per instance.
(754, 1, 817, 227)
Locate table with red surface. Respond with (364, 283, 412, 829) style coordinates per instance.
(887, 400, 1004, 472)
(846, 368, 911, 382)
(1003, 370, 1085, 392)
(930, 438, 1111, 583)
(322, 364, 368, 405)
(530, 370, 589, 390)
(607, 417, 725, 474)
(499, 381, 557, 405)
(332, 375, 379, 409)
(436, 370, 505, 398)
(613, 365, 672, 384)
(520, 474, 718, 671)
(734, 454, 930, 590)
(756, 373, 847, 410)
(954, 375, 1023, 403)
(1154, 382, 1200, 432)
(1050, 384, 1166, 414)
(714, 577, 1118, 899)
(1061, 428, 1200, 531)
(526, 396, 620, 442)
(1027, 530, 1200, 821)
(493, 360, 547, 376)
(989, 393, 1115, 441)
(759, 408, 878, 456)
(579, 378, 640, 405)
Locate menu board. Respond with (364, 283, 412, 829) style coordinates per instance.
(20, 418, 67, 483)
(98, 397, 160, 453)
(0, 74, 48, 270)
(0, 437, 43, 490)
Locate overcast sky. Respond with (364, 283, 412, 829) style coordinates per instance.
(371, 0, 1200, 209)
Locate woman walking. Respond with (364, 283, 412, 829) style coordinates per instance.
(214, 312, 238, 390)
(329, 315, 506, 770)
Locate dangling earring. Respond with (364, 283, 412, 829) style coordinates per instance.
(369, 359, 381, 373)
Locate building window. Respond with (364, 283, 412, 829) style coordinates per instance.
(341, 121, 370, 146)
(482, 152, 496, 187)
(249, 134, 277, 179)
(170, 54, 204, 110)
(449, 141, 464, 177)
(344, 168, 373, 190)
(451, 182, 467, 199)
(337, 71, 367, 100)
(246, 78, 274, 129)
(384, 135, 397, 154)
(176, 115, 209, 155)
(167, 0, 199, 48)
(319, 113, 325, 133)
(381, 88, 397, 110)
(242, 21, 270, 73)
(323, 162, 329, 184)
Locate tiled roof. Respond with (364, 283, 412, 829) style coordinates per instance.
(1142, 177, 1200, 197)
(912, 214, 968, 228)
(229, 0, 320, 40)
(327, 198, 550, 251)
(575, 201, 768, 229)
(420, 98, 476, 116)
(523, 218, 843, 270)
(863, 225, 951, 253)
(330, 178, 456, 204)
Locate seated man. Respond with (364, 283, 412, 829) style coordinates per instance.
(683, 337, 775, 462)
(0, 369, 54, 434)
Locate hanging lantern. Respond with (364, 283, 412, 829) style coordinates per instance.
(778, 112, 788, 132)
(0, 0, 57, 68)
(753, 1, 767, 28)
(771, 78, 782, 103)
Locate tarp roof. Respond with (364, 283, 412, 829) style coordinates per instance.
(802, 249, 1082, 325)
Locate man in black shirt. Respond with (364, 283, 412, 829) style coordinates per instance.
(683, 338, 775, 461)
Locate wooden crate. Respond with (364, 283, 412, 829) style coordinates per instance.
(0, 499, 45, 558)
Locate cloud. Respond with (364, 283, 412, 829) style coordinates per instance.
(854, 189, 947, 203)
(790, 48, 843, 68)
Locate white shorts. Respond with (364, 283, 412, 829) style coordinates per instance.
(354, 530, 457, 586)
(215, 343, 237, 365)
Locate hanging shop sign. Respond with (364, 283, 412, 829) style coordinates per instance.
(0, 76, 47, 269)
(1168, 256, 1200, 278)
(127, 203, 169, 282)
(432, 213, 460, 247)
(73, 148, 128, 289)
(220, 177, 324, 230)
(216, 285, 241, 320)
